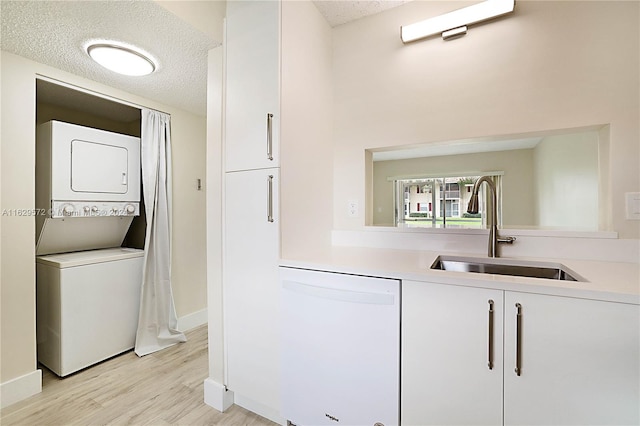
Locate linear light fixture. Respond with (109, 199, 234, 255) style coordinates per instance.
(401, 0, 515, 43)
(86, 41, 157, 76)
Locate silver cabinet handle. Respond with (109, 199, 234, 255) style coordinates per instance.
(267, 113, 274, 161)
(515, 303, 522, 376)
(267, 174, 274, 223)
(488, 299, 494, 370)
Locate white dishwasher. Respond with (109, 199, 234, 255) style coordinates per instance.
(280, 266, 400, 426)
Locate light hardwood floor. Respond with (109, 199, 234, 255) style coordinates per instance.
(1, 325, 277, 425)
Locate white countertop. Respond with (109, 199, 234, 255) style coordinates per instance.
(280, 247, 640, 305)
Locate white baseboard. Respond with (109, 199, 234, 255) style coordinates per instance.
(0, 369, 42, 409)
(204, 378, 234, 412)
(177, 308, 208, 332)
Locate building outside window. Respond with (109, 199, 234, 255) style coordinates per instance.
(393, 174, 502, 228)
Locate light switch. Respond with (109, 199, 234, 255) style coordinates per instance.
(625, 192, 640, 220)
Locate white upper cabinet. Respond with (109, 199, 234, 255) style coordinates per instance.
(225, 0, 280, 172)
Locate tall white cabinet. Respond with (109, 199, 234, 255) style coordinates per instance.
(223, 0, 281, 421)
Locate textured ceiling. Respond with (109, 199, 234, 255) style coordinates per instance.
(1, 1, 409, 117)
(1, 0, 217, 116)
(313, 0, 411, 27)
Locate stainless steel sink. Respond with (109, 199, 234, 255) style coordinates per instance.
(430, 255, 585, 282)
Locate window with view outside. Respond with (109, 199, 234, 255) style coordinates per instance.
(394, 174, 502, 228)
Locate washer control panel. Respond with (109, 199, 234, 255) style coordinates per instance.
(50, 201, 140, 218)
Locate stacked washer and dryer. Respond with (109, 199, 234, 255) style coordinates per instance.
(35, 120, 144, 377)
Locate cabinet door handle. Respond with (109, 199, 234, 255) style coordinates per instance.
(267, 174, 274, 223)
(488, 299, 494, 370)
(515, 303, 522, 376)
(267, 113, 274, 161)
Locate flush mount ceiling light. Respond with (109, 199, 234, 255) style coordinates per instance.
(86, 42, 156, 76)
(401, 0, 515, 43)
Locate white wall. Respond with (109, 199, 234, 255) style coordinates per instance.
(332, 0, 639, 239)
(155, 0, 225, 43)
(206, 46, 224, 384)
(1, 52, 39, 400)
(0, 51, 207, 401)
(533, 132, 599, 230)
(280, 0, 334, 259)
(171, 110, 208, 322)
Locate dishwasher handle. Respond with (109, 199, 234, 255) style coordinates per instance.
(282, 280, 395, 306)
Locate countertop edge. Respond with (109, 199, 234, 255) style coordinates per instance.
(280, 248, 640, 305)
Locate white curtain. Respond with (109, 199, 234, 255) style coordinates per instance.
(135, 109, 186, 356)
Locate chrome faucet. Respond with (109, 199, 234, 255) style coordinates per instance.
(467, 176, 515, 257)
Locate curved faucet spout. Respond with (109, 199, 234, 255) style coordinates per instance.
(467, 176, 515, 257)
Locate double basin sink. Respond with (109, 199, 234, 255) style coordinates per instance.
(431, 255, 585, 282)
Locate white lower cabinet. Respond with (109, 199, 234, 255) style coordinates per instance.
(225, 168, 280, 415)
(402, 280, 640, 426)
(503, 291, 639, 425)
(401, 281, 504, 426)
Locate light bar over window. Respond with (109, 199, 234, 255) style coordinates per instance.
(401, 0, 515, 43)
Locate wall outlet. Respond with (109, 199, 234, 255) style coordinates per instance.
(347, 199, 359, 218)
(625, 192, 640, 220)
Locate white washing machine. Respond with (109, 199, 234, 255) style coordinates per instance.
(36, 248, 144, 377)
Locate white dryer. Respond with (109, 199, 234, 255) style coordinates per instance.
(36, 248, 144, 377)
(35, 120, 141, 255)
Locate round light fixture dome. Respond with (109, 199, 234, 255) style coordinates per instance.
(87, 43, 156, 76)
